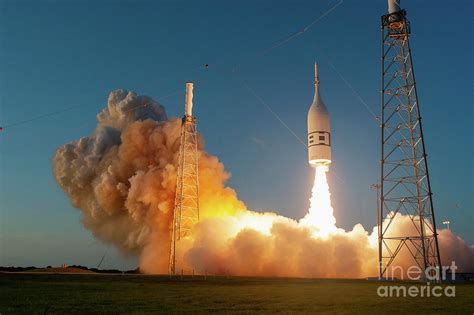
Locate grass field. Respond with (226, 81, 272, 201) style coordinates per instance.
(1, 273, 473, 314)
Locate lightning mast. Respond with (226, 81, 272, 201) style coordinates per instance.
(379, 0, 441, 280)
(169, 82, 200, 275)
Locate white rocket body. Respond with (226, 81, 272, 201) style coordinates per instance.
(185, 82, 194, 116)
(308, 63, 331, 166)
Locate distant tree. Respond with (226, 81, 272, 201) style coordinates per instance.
(71, 265, 89, 271)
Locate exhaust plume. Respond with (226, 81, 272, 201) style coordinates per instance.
(53, 90, 474, 277)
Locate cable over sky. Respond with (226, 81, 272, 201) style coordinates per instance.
(0, 0, 344, 132)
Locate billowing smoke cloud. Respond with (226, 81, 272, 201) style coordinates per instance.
(53, 90, 473, 277)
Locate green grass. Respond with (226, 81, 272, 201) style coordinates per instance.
(1, 273, 473, 314)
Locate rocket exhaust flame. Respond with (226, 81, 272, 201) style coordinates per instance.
(300, 165, 337, 238)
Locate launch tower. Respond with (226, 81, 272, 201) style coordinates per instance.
(379, 0, 441, 280)
(169, 82, 200, 275)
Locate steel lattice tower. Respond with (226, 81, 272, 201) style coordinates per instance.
(169, 83, 200, 275)
(379, 7, 441, 280)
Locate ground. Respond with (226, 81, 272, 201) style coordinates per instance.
(1, 273, 473, 314)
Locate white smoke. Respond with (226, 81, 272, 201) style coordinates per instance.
(53, 89, 474, 277)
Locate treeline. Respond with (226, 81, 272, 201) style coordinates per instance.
(69, 265, 140, 274)
(0, 265, 140, 274)
(0, 266, 37, 272)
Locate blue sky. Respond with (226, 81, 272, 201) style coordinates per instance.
(0, 0, 472, 269)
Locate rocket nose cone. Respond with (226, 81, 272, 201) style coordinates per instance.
(310, 97, 329, 116)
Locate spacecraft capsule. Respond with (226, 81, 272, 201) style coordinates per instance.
(308, 63, 331, 166)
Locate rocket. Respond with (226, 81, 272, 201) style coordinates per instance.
(308, 63, 331, 166)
